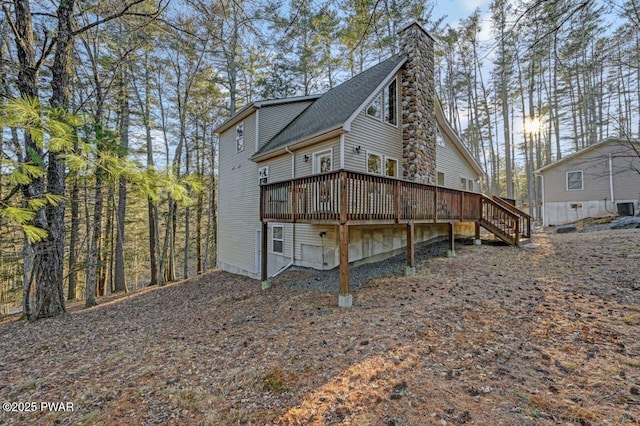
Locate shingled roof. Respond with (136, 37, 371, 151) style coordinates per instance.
(253, 54, 406, 159)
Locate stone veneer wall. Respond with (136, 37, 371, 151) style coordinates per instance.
(399, 22, 436, 184)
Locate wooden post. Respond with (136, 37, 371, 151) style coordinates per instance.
(339, 171, 347, 224)
(395, 179, 401, 222)
(406, 222, 416, 276)
(447, 222, 456, 257)
(291, 184, 296, 223)
(434, 186, 438, 221)
(474, 221, 481, 246)
(261, 221, 270, 288)
(338, 224, 352, 307)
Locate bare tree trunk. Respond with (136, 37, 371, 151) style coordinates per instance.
(114, 67, 129, 293)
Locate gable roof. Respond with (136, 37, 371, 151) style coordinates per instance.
(252, 54, 406, 160)
(535, 138, 640, 174)
(214, 95, 321, 135)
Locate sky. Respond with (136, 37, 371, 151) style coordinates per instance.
(436, 0, 493, 28)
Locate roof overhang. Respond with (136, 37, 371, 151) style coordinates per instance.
(534, 138, 640, 174)
(251, 126, 344, 162)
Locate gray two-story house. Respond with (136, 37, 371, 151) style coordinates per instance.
(216, 22, 528, 306)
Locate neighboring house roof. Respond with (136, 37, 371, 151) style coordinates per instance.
(214, 94, 321, 135)
(535, 137, 640, 174)
(252, 54, 406, 160)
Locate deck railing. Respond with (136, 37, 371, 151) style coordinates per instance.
(260, 169, 484, 225)
(492, 196, 531, 238)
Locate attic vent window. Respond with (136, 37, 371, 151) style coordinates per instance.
(367, 78, 397, 126)
(236, 122, 244, 153)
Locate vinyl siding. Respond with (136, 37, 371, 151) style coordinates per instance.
(217, 113, 261, 278)
(435, 126, 481, 191)
(257, 101, 315, 150)
(542, 142, 640, 202)
(344, 73, 403, 173)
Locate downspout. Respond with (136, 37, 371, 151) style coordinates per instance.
(609, 153, 615, 209)
(273, 146, 296, 276)
(536, 173, 545, 227)
(339, 133, 345, 169)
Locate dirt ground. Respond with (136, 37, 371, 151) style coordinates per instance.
(0, 229, 639, 425)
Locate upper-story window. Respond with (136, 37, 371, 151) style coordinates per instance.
(236, 123, 244, 153)
(436, 128, 445, 147)
(367, 78, 397, 126)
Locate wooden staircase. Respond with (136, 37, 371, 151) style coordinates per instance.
(478, 196, 531, 245)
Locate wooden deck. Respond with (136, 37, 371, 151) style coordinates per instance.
(259, 170, 531, 306)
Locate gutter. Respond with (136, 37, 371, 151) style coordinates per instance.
(609, 153, 615, 207)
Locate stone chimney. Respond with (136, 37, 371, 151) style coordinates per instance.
(399, 22, 436, 184)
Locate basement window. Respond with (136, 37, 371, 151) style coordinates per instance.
(272, 226, 283, 254)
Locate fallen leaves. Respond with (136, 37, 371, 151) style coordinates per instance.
(0, 229, 638, 425)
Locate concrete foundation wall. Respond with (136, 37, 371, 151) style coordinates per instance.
(294, 222, 476, 271)
(543, 199, 638, 226)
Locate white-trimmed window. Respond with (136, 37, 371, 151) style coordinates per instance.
(385, 79, 397, 125)
(468, 179, 474, 192)
(367, 78, 397, 126)
(366, 95, 382, 119)
(367, 152, 382, 174)
(367, 152, 397, 177)
(272, 226, 283, 254)
(437, 172, 445, 186)
(567, 171, 583, 190)
(460, 177, 467, 190)
(236, 123, 244, 152)
(385, 158, 398, 177)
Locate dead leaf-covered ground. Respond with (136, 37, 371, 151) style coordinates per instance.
(0, 229, 639, 425)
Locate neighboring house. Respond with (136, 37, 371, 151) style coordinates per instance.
(535, 138, 640, 226)
(216, 22, 528, 306)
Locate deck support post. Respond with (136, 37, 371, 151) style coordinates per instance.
(447, 222, 456, 258)
(338, 224, 352, 307)
(405, 222, 416, 276)
(261, 222, 271, 289)
(474, 222, 482, 246)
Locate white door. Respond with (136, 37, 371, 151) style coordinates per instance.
(314, 151, 332, 211)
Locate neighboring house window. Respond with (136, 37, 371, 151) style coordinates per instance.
(272, 226, 283, 254)
(367, 152, 382, 174)
(437, 172, 445, 186)
(367, 78, 397, 126)
(236, 123, 244, 152)
(460, 177, 467, 190)
(385, 158, 397, 177)
(436, 128, 445, 147)
(567, 171, 583, 190)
